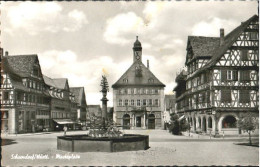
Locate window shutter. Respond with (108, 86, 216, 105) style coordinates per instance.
(239, 90, 250, 103)
(232, 70, 238, 81)
(221, 70, 227, 81)
(221, 90, 231, 102)
(240, 70, 250, 81)
(240, 50, 248, 61)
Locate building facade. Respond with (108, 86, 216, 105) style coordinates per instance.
(174, 15, 259, 135)
(1, 51, 51, 134)
(70, 87, 87, 125)
(112, 37, 165, 129)
(163, 94, 176, 129)
(43, 75, 78, 131)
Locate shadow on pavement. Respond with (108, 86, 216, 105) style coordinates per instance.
(234, 142, 259, 147)
(1, 139, 17, 146)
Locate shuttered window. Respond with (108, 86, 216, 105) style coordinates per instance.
(221, 70, 227, 81)
(221, 90, 231, 102)
(222, 70, 237, 81)
(240, 70, 250, 81)
(240, 50, 249, 61)
(207, 91, 210, 102)
(239, 90, 250, 103)
(232, 70, 238, 81)
(249, 32, 258, 40)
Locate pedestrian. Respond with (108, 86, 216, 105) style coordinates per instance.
(63, 126, 68, 136)
(222, 131, 225, 139)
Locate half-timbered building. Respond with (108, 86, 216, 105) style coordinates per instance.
(1, 50, 51, 134)
(112, 37, 165, 129)
(174, 15, 259, 135)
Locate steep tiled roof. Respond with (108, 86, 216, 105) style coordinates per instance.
(191, 14, 259, 77)
(112, 61, 165, 88)
(185, 36, 220, 65)
(5, 55, 38, 77)
(188, 36, 220, 58)
(43, 75, 68, 90)
(70, 87, 85, 105)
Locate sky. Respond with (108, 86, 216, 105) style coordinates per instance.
(1, 1, 258, 107)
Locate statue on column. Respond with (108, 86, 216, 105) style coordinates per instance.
(100, 75, 109, 128)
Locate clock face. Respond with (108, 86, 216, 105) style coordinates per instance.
(135, 51, 140, 60)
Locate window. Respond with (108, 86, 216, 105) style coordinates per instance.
(227, 70, 232, 80)
(221, 70, 238, 81)
(137, 89, 140, 94)
(155, 99, 159, 106)
(131, 99, 135, 106)
(131, 89, 134, 94)
(125, 99, 128, 106)
(249, 32, 258, 40)
(143, 99, 146, 106)
(127, 89, 131, 94)
(155, 89, 159, 94)
(148, 78, 154, 83)
(3, 92, 9, 100)
(240, 70, 250, 81)
(201, 74, 205, 84)
(221, 90, 231, 103)
(137, 99, 141, 106)
(29, 81, 32, 88)
(239, 90, 250, 103)
(118, 99, 122, 106)
(148, 99, 152, 106)
(240, 50, 249, 61)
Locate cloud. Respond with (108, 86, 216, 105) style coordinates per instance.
(104, 12, 145, 45)
(191, 17, 238, 36)
(5, 2, 88, 35)
(38, 49, 130, 106)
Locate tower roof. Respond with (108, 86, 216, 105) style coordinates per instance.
(133, 36, 142, 49)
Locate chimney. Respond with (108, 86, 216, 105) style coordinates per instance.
(220, 28, 225, 46)
(5, 51, 8, 56)
(147, 60, 149, 69)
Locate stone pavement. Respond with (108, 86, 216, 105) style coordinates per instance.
(1, 130, 259, 166)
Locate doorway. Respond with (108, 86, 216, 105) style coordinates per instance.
(148, 114, 155, 129)
(136, 116, 141, 127)
(123, 114, 130, 129)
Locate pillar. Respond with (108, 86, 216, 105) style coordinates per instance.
(8, 108, 18, 134)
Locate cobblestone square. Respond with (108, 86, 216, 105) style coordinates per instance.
(1, 130, 258, 166)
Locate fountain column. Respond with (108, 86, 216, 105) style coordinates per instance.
(100, 75, 109, 128)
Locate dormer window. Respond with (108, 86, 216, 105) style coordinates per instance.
(148, 78, 154, 83)
(123, 78, 128, 83)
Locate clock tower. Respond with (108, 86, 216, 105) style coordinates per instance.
(133, 36, 142, 62)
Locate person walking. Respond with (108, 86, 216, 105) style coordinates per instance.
(63, 126, 68, 136)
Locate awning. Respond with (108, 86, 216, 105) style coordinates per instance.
(53, 119, 76, 125)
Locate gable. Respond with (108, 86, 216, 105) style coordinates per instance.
(185, 36, 220, 65)
(190, 15, 259, 77)
(112, 61, 165, 88)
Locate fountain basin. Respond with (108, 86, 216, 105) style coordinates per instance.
(57, 134, 149, 152)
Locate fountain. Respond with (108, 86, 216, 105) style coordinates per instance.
(57, 75, 149, 152)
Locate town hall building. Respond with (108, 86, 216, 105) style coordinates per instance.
(112, 37, 165, 129)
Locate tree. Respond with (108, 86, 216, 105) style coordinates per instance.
(237, 112, 259, 145)
(168, 113, 189, 135)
